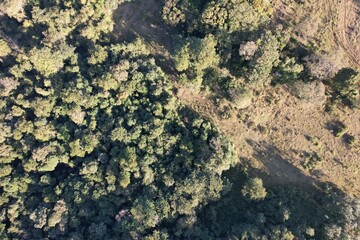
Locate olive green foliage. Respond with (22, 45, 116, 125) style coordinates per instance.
(332, 68, 360, 108)
(163, 0, 271, 33)
(247, 31, 281, 86)
(1, 46, 236, 237)
(202, 0, 270, 33)
(174, 34, 220, 88)
(29, 0, 128, 43)
(241, 177, 267, 200)
(0, 1, 238, 237)
(162, 0, 187, 26)
(166, 0, 288, 98)
(302, 152, 322, 171)
(27, 44, 75, 77)
(0, 39, 12, 58)
(275, 56, 304, 84)
(162, 0, 207, 33)
(0, 0, 26, 20)
(175, 34, 219, 73)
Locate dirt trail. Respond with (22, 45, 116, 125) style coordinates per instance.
(330, 0, 360, 67)
(0, 29, 21, 53)
(112, 0, 176, 74)
(275, 0, 360, 68)
(113, 0, 174, 55)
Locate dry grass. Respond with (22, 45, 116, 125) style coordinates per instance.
(177, 85, 360, 197)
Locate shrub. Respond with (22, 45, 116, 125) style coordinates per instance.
(291, 81, 326, 106)
(0, 39, 11, 58)
(242, 177, 267, 201)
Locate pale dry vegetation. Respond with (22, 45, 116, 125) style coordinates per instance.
(177, 83, 360, 197)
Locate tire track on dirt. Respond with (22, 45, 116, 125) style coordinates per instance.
(329, 0, 360, 67)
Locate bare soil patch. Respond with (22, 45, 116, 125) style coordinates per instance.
(331, 0, 360, 67)
(113, 0, 172, 48)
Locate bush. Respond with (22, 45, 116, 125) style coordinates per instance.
(242, 177, 267, 201)
(304, 53, 343, 80)
(291, 81, 326, 106)
(0, 39, 11, 58)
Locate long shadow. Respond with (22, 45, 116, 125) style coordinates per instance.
(245, 139, 317, 188)
(113, 0, 173, 46)
(112, 0, 177, 74)
(191, 139, 359, 239)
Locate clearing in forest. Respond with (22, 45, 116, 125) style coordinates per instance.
(177, 85, 360, 197)
(112, 0, 175, 70)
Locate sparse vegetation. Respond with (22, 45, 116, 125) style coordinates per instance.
(302, 152, 323, 171)
(328, 121, 349, 138)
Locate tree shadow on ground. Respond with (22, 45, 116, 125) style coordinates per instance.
(192, 140, 358, 239)
(245, 139, 316, 188)
(112, 0, 177, 74)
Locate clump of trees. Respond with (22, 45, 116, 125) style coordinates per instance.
(0, 1, 240, 238)
(166, 0, 296, 107)
(331, 68, 360, 108)
(201, 0, 271, 33)
(174, 34, 220, 88)
(164, 0, 359, 113)
(0, 0, 26, 21)
(0, 39, 11, 58)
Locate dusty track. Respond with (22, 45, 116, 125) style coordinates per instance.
(113, 0, 174, 55)
(276, 0, 360, 68)
(324, 0, 360, 67)
(0, 29, 21, 53)
(313, 0, 360, 67)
